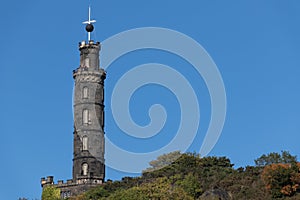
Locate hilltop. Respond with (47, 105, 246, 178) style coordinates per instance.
(43, 151, 300, 200)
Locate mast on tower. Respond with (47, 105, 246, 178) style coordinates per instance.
(83, 6, 96, 41)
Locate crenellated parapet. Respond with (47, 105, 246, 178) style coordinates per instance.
(41, 176, 103, 199)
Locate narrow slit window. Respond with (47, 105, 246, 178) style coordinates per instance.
(83, 109, 89, 125)
(82, 136, 88, 151)
(83, 87, 89, 99)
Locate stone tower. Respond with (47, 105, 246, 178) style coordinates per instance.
(41, 7, 106, 198)
(72, 39, 106, 184)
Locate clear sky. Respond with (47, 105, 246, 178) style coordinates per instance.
(0, 0, 300, 199)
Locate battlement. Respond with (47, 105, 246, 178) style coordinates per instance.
(40, 176, 54, 186)
(41, 176, 103, 199)
(40, 176, 73, 187)
(79, 40, 100, 49)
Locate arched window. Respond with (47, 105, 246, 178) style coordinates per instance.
(82, 163, 88, 176)
(83, 87, 88, 99)
(83, 109, 89, 125)
(82, 136, 88, 151)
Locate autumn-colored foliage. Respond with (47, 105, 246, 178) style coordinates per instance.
(261, 162, 300, 198)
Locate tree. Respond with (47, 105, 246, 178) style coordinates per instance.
(255, 151, 297, 167)
(83, 186, 109, 199)
(41, 186, 60, 200)
(105, 187, 149, 200)
(176, 173, 203, 198)
(106, 177, 193, 200)
(70, 151, 300, 200)
(143, 151, 181, 173)
(261, 163, 300, 198)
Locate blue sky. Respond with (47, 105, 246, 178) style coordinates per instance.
(1, 0, 300, 199)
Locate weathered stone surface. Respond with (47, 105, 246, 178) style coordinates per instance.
(199, 188, 231, 200)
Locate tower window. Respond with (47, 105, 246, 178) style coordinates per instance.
(83, 87, 89, 99)
(82, 136, 88, 151)
(82, 163, 88, 176)
(83, 109, 90, 125)
(84, 58, 90, 68)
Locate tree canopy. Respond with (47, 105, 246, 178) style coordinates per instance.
(255, 151, 297, 167)
(41, 186, 60, 200)
(60, 151, 300, 200)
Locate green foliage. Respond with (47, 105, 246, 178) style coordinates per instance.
(105, 177, 192, 200)
(42, 186, 60, 200)
(147, 177, 193, 200)
(71, 151, 299, 200)
(176, 173, 203, 198)
(255, 151, 297, 167)
(105, 187, 148, 200)
(84, 186, 109, 200)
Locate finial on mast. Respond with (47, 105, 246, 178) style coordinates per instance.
(83, 6, 96, 41)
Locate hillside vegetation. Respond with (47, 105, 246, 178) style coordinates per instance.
(46, 151, 300, 200)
